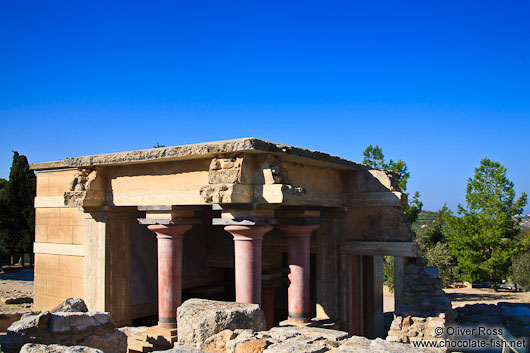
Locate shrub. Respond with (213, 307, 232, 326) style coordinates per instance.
(383, 256, 394, 291)
(511, 252, 530, 291)
(425, 242, 454, 287)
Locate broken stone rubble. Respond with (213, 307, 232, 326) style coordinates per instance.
(0, 298, 126, 353)
(159, 298, 443, 353)
(158, 326, 442, 353)
(177, 298, 266, 350)
(20, 343, 103, 353)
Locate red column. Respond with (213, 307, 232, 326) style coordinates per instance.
(225, 225, 272, 306)
(279, 225, 319, 324)
(262, 282, 281, 329)
(148, 224, 192, 328)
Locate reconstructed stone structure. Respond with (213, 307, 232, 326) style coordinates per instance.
(30, 138, 420, 345)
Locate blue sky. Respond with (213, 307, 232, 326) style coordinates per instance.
(1, 1, 529, 213)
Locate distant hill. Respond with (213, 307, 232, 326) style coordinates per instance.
(411, 210, 438, 233)
(412, 211, 530, 232)
(516, 214, 530, 229)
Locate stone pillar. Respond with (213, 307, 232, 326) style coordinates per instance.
(279, 224, 319, 324)
(225, 225, 272, 305)
(148, 224, 192, 328)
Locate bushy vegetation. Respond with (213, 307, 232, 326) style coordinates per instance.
(413, 207, 457, 287)
(510, 252, 530, 291)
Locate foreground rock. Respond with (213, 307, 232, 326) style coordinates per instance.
(222, 326, 441, 353)
(0, 298, 126, 353)
(20, 343, 103, 352)
(177, 299, 266, 349)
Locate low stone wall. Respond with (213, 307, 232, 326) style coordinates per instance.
(387, 257, 453, 345)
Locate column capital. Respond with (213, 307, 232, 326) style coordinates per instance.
(278, 224, 319, 236)
(147, 224, 193, 238)
(225, 225, 273, 241)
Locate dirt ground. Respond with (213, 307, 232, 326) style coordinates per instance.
(383, 285, 530, 313)
(0, 269, 34, 313)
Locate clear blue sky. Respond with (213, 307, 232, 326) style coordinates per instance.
(1, 1, 529, 213)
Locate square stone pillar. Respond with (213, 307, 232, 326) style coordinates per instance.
(84, 208, 132, 326)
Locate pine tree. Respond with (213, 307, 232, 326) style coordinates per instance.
(0, 152, 36, 264)
(362, 144, 386, 169)
(445, 158, 528, 289)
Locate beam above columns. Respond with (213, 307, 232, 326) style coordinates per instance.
(340, 241, 422, 258)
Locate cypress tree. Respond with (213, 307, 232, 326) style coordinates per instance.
(0, 152, 36, 264)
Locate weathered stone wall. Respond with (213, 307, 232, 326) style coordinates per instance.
(387, 258, 453, 344)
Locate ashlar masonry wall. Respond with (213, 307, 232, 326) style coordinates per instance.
(34, 169, 85, 310)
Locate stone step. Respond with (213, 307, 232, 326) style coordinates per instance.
(127, 338, 154, 353)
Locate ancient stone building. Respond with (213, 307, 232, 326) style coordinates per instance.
(30, 138, 420, 344)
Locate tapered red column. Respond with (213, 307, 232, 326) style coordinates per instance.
(148, 224, 192, 328)
(279, 225, 319, 324)
(225, 225, 272, 306)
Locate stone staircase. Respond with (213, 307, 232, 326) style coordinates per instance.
(126, 326, 177, 353)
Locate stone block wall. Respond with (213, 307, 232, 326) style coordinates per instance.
(34, 170, 85, 311)
(387, 257, 453, 344)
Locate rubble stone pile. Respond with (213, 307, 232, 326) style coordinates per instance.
(155, 299, 442, 353)
(0, 298, 126, 353)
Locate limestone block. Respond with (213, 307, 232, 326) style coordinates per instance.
(48, 312, 114, 336)
(51, 298, 88, 313)
(77, 330, 127, 353)
(234, 338, 270, 353)
(264, 340, 328, 353)
(7, 311, 51, 336)
(267, 326, 348, 342)
(152, 346, 205, 353)
(20, 343, 103, 353)
(201, 329, 237, 353)
(177, 299, 266, 349)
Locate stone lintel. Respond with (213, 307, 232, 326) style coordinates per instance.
(138, 217, 202, 226)
(212, 217, 326, 226)
(138, 205, 203, 211)
(340, 241, 422, 257)
(30, 137, 368, 171)
(212, 204, 345, 211)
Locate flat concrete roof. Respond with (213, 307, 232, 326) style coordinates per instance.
(30, 137, 369, 171)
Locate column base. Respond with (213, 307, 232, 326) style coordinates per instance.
(280, 317, 314, 327)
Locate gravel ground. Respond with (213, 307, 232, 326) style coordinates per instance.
(384, 285, 530, 313)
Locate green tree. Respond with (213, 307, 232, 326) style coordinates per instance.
(362, 144, 386, 169)
(387, 159, 410, 192)
(445, 158, 528, 289)
(0, 152, 36, 264)
(403, 191, 423, 224)
(362, 144, 422, 223)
